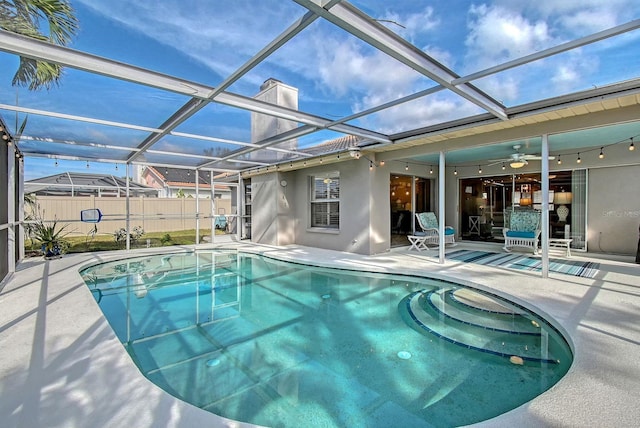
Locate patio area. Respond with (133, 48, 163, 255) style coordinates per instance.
(1, 241, 639, 427)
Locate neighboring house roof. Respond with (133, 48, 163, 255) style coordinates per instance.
(146, 166, 211, 188)
(25, 172, 158, 197)
(145, 167, 230, 192)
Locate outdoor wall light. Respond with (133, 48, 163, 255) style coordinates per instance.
(348, 147, 361, 158)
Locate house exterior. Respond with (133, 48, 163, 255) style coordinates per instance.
(240, 85, 640, 257)
(137, 166, 231, 200)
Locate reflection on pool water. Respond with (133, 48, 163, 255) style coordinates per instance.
(80, 250, 572, 428)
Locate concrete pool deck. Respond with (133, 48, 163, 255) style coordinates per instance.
(1, 241, 639, 427)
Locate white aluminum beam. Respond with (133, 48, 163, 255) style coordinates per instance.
(292, 1, 507, 120)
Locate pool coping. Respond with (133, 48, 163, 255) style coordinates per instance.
(1, 242, 638, 427)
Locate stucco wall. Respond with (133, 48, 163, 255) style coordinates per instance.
(250, 173, 295, 246)
(289, 159, 376, 254)
(588, 165, 640, 254)
(247, 158, 388, 254)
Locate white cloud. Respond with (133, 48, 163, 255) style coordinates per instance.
(461, 3, 619, 104)
(465, 4, 552, 70)
(359, 92, 483, 134)
(499, 0, 634, 31)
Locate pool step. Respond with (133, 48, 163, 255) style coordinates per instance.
(401, 290, 559, 364)
(431, 290, 541, 335)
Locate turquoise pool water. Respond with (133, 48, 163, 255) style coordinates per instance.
(80, 250, 572, 427)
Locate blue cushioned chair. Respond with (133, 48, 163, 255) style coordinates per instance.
(415, 212, 456, 248)
(502, 209, 541, 254)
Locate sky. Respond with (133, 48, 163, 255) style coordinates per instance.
(1, 0, 639, 180)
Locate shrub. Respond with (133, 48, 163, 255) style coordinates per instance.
(114, 226, 145, 247)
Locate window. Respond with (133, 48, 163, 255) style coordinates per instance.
(310, 173, 339, 228)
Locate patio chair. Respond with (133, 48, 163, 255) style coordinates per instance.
(415, 212, 456, 248)
(502, 209, 541, 255)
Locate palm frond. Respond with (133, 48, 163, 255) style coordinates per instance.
(1, 0, 78, 90)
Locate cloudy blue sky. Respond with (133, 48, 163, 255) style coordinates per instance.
(1, 0, 639, 179)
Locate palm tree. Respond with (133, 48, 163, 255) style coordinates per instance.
(0, 0, 78, 90)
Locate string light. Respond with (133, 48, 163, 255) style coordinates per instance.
(576, 153, 581, 164)
(557, 155, 562, 165)
(115, 164, 119, 171)
(599, 147, 604, 159)
(478, 165, 482, 174)
(369, 161, 373, 171)
(502, 163, 506, 170)
(379, 160, 385, 166)
(630, 138, 635, 151)
(454, 167, 458, 176)
(54, 159, 58, 167)
(86, 161, 90, 169)
(405, 163, 409, 171)
(429, 165, 433, 174)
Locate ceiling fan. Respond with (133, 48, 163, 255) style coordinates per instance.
(490, 145, 555, 169)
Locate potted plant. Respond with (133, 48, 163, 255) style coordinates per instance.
(33, 219, 70, 259)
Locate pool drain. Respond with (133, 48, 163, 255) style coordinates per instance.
(397, 351, 412, 360)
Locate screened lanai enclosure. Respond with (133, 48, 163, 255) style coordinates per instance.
(2, 1, 640, 282)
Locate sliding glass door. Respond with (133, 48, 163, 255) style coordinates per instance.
(390, 175, 432, 247)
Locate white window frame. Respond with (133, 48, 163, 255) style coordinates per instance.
(310, 172, 340, 229)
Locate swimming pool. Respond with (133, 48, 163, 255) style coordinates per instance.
(80, 250, 572, 427)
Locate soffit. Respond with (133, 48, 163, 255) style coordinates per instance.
(371, 90, 640, 154)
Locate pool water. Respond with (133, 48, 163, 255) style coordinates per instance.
(80, 251, 572, 428)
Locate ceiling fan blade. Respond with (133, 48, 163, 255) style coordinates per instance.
(522, 154, 556, 160)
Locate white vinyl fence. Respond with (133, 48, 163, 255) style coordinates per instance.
(29, 196, 234, 237)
